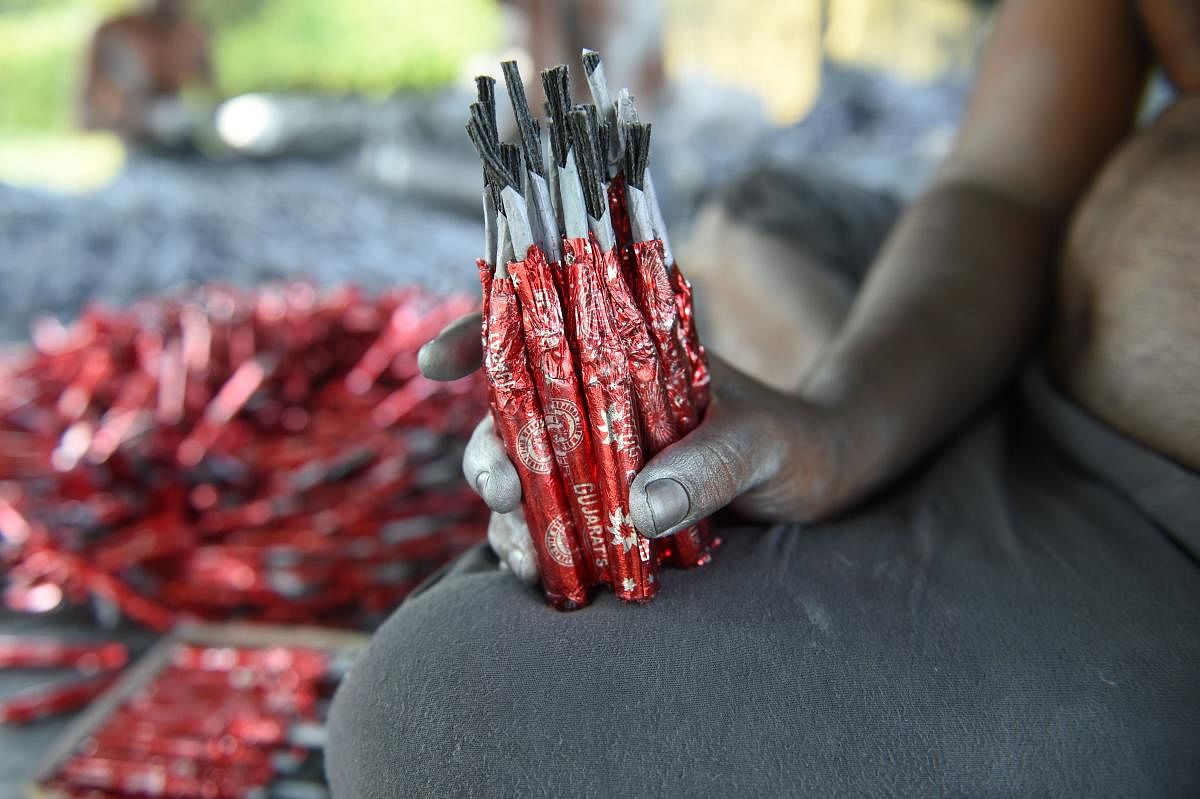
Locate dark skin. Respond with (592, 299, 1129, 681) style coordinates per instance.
(80, 0, 212, 141)
(422, 0, 1200, 578)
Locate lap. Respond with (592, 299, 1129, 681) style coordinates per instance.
(328, 386, 1200, 798)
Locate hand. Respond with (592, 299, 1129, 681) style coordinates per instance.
(419, 314, 856, 578)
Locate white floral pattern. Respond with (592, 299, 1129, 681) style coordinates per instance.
(608, 508, 638, 553)
(596, 404, 628, 448)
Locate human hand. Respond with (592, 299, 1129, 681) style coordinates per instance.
(419, 313, 856, 579)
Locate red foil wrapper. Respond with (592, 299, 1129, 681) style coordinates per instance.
(0, 638, 127, 672)
(61, 755, 272, 799)
(1, 284, 489, 630)
(477, 258, 494, 362)
(36, 635, 354, 796)
(669, 263, 712, 413)
(484, 275, 591, 609)
(630, 239, 698, 434)
(594, 244, 678, 454)
(508, 247, 609, 585)
(564, 238, 658, 601)
(629, 240, 715, 567)
(591, 242, 708, 565)
(607, 175, 635, 256)
(0, 672, 120, 725)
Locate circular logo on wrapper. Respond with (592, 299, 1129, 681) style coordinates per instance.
(545, 514, 575, 567)
(543, 398, 584, 456)
(516, 416, 554, 474)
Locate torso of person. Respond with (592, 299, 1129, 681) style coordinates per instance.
(1050, 0, 1200, 472)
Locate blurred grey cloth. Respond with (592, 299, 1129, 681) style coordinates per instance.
(327, 369, 1200, 798)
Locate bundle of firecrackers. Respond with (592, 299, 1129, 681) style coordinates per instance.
(31, 629, 360, 799)
(0, 283, 488, 631)
(466, 52, 716, 610)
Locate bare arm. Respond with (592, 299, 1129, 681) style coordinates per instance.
(420, 0, 1158, 550)
(800, 0, 1152, 504)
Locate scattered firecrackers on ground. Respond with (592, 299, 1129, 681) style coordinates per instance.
(466, 51, 718, 610)
(0, 283, 489, 632)
(30, 624, 365, 799)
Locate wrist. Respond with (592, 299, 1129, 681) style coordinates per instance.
(791, 346, 907, 511)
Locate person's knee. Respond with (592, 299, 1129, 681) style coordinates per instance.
(326, 573, 548, 798)
(326, 616, 407, 799)
(326, 598, 477, 798)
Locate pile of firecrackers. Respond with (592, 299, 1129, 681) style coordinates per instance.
(0, 49, 718, 793)
(0, 283, 489, 633)
(0, 283, 487, 783)
(468, 51, 716, 609)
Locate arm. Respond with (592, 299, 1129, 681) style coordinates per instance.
(420, 0, 1156, 554)
(798, 0, 1152, 506)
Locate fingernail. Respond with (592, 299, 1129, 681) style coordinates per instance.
(644, 478, 689, 536)
(475, 471, 490, 495)
(416, 342, 435, 373)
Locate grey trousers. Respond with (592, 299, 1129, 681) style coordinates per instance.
(327, 368, 1200, 797)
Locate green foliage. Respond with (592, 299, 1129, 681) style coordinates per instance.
(0, 1, 122, 130)
(0, 0, 500, 133)
(209, 0, 500, 96)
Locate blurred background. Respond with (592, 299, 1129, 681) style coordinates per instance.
(0, 0, 993, 340)
(0, 0, 996, 796)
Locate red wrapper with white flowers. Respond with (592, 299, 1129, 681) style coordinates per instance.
(483, 275, 592, 609)
(463, 53, 718, 609)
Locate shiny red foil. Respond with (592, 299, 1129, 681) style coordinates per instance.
(508, 247, 608, 585)
(564, 238, 659, 601)
(0, 638, 127, 672)
(669, 263, 711, 413)
(592, 242, 707, 565)
(607, 175, 634, 255)
(595, 245, 678, 455)
(629, 240, 716, 567)
(0, 284, 489, 630)
(37, 637, 348, 794)
(484, 275, 591, 609)
(607, 174, 643, 298)
(477, 258, 494, 348)
(0, 671, 120, 725)
(630, 240, 698, 434)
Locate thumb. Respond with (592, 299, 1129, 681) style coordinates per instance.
(628, 409, 778, 538)
(418, 312, 483, 381)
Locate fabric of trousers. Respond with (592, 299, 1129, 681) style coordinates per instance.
(327, 369, 1200, 798)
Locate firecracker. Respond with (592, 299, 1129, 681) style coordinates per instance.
(34, 632, 353, 799)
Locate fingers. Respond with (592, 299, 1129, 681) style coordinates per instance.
(463, 415, 522, 513)
(628, 407, 778, 538)
(487, 509, 539, 585)
(418, 312, 483, 381)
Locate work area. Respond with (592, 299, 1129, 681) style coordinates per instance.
(1, 1, 1196, 797)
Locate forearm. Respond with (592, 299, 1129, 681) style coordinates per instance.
(800, 180, 1058, 501)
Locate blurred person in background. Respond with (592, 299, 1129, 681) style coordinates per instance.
(79, 0, 214, 151)
(331, 0, 1200, 795)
